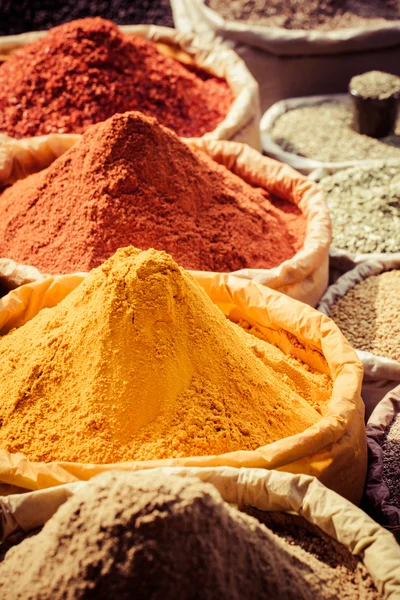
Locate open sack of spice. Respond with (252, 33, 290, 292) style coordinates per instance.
(0, 467, 399, 599)
(261, 92, 400, 175)
(0, 17, 260, 156)
(172, 0, 400, 116)
(364, 385, 400, 542)
(312, 160, 400, 281)
(0, 245, 365, 503)
(318, 257, 400, 419)
(0, 111, 331, 306)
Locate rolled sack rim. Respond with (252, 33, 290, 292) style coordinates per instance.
(0, 270, 363, 492)
(175, 0, 400, 56)
(0, 24, 261, 148)
(318, 256, 400, 381)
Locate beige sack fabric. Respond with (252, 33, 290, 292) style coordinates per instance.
(0, 25, 261, 150)
(0, 137, 331, 306)
(171, 0, 400, 113)
(318, 257, 400, 420)
(0, 270, 366, 503)
(0, 467, 399, 598)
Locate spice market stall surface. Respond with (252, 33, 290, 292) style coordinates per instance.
(0, 468, 399, 599)
(0, 19, 260, 149)
(364, 385, 400, 543)
(171, 0, 400, 113)
(318, 257, 400, 419)
(0, 254, 365, 504)
(0, 116, 331, 307)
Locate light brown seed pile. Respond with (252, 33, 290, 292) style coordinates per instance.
(329, 270, 400, 361)
(271, 101, 400, 162)
(350, 71, 400, 100)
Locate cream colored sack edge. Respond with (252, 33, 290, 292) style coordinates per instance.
(0, 271, 365, 504)
(171, 0, 400, 57)
(0, 138, 331, 307)
(0, 24, 261, 151)
(1, 467, 399, 599)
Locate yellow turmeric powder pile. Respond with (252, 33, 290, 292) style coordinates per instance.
(0, 247, 332, 464)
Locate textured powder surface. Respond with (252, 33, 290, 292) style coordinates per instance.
(350, 71, 400, 99)
(206, 0, 400, 30)
(245, 509, 381, 600)
(0, 471, 381, 600)
(382, 413, 400, 509)
(329, 270, 400, 361)
(320, 164, 400, 254)
(0, 0, 174, 35)
(0, 111, 306, 274)
(271, 101, 400, 162)
(0, 17, 233, 139)
(0, 247, 329, 464)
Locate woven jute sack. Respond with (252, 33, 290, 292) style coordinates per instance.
(0, 467, 399, 598)
(171, 0, 400, 113)
(0, 137, 331, 306)
(318, 257, 400, 420)
(0, 24, 261, 153)
(364, 385, 400, 543)
(0, 270, 366, 504)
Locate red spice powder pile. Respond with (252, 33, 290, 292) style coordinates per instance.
(0, 17, 233, 139)
(0, 111, 306, 274)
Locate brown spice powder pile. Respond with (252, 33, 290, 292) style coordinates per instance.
(0, 111, 306, 275)
(0, 246, 331, 464)
(0, 17, 233, 139)
(0, 471, 381, 600)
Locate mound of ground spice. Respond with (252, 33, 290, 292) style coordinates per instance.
(0, 111, 306, 274)
(0, 17, 233, 139)
(0, 472, 380, 600)
(0, 246, 330, 464)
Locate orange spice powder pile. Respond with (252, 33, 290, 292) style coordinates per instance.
(0, 247, 331, 464)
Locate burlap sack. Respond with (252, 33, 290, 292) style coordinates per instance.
(0, 467, 399, 598)
(0, 137, 331, 306)
(0, 270, 366, 504)
(0, 24, 260, 152)
(171, 0, 400, 114)
(364, 385, 400, 542)
(260, 93, 400, 174)
(318, 257, 400, 419)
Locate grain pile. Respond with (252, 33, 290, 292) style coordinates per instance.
(350, 71, 400, 100)
(329, 270, 400, 361)
(271, 101, 400, 162)
(0, 111, 306, 274)
(206, 0, 400, 31)
(382, 412, 400, 509)
(320, 164, 400, 254)
(0, 0, 174, 35)
(0, 17, 233, 138)
(0, 471, 382, 600)
(0, 246, 331, 464)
